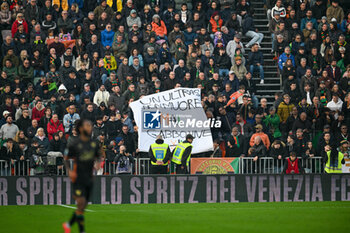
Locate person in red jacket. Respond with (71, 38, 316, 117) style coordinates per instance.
(283, 152, 304, 174)
(11, 13, 28, 38)
(47, 114, 64, 141)
(31, 101, 46, 122)
(151, 14, 167, 40)
(209, 12, 223, 34)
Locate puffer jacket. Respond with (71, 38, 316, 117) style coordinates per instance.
(277, 101, 295, 123)
(47, 119, 64, 141)
(151, 20, 167, 37)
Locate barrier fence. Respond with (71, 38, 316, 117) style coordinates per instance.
(0, 157, 324, 176)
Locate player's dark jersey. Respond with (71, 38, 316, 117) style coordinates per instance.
(67, 138, 102, 185)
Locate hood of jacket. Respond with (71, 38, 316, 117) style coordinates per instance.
(58, 84, 67, 93)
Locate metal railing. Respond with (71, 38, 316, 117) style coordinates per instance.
(135, 158, 151, 175)
(239, 157, 323, 174)
(0, 157, 323, 176)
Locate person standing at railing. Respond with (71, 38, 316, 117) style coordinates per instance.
(283, 152, 304, 174)
(227, 127, 247, 157)
(247, 136, 267, 173)
(249, 124, 270, 150)
(115, 145, 134, 175)
(270, 140, 287, 173)
(324, 144, 345, 173)
(172, 134, 194, 174)
(148, 135, 171, 174)
(0, 139, 21, 176)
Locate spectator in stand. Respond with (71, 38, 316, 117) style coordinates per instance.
(278, 46, 295, 71)
(0, 116, 19, 140)
(326, 0, 344, 24)
(31, 100, 45, 122)
(250, 124, 270, 150)
(283, 152, 304, 174)
(63, 105, 80, 134)
(301, 10, 318, 31)
(47, 114, 64, 141)
(241, 11, 264, 48)
(277, 94, 295, 138)
(247, 43, 264, 84)
(268, 0, 286, 24)
(226, 126, 247, 157)
(248, 136, 267, 172)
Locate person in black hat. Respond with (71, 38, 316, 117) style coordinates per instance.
(171, 134, 194, 174)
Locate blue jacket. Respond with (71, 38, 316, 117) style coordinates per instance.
(223, 77, 240, 92)
(300, 17, 317, 30)
(158, 47, 172, 64)
(341, 19, 348, 32)
(278, 53, 295, 70)
(183, 30, 197, 46)
(101, 30, 115, 48)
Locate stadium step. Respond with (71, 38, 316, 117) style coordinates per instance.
(248, 0, 281, 102)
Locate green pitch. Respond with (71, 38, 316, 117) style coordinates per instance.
(0, 202, 349, 233)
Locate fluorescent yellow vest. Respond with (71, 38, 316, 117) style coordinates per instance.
(325, 151, 344, 173)
(151, 143, 168, 166)
(172, 142, 192, 166)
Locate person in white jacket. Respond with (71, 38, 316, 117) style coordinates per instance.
(267, 0, 286, 24)
(226, 34, 245, 59)
(93, 84, 110, 107)
(327, 94, 343, 120)
(63, 105, 80, 133)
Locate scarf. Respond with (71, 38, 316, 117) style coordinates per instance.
(235, 136, 240, 148)
(105, 58, 111, 74)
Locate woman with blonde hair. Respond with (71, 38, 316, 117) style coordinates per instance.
(11, 13, 28, 37)
(14, 130, 28, 144)
(19, 50, 29, 62)
(140, 4, 152, 27)
(34, 127, 50, 150)
(0, 2, 11, 30)
(68, 3, 84, 25)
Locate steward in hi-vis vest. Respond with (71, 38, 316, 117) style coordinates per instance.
(324, 148, 345, 174)
(148, 135, 171, 174)
(171, 134, 194, 174)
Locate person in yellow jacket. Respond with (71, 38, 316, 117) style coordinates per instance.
(103, 52, 117, 74)
(324, 144, 345, 173)
(148, 135, 171, 174)
(171, 134, 194, 174)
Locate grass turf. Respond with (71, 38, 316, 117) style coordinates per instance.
(0, 202, 349, 233)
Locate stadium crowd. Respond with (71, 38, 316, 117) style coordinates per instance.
(0, 0, 349, 175)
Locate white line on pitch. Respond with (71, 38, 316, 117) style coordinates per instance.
(58, 204, 95, 212)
